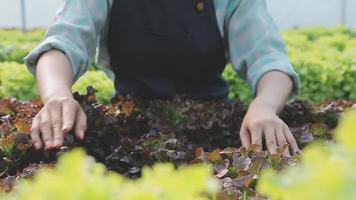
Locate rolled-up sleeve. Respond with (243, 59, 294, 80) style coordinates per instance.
(226, 0, 300, 98)
(23, 0, 108, 82)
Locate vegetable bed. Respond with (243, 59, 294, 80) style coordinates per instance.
(0, 86, 355, 199)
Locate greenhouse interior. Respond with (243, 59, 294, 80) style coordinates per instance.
(0, 0, 355, 199)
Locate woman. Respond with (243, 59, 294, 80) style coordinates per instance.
(25, 0, 300, 156)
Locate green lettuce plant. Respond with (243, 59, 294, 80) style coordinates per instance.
(0, 62, 115, 103)
(257, 111, 356, 200)
(4, 149, 219, 200)
(0, 29, 45, 63)
(0, 62, 37, 100)
(71, 70, 115, 103)
(0, 27, 355, 103)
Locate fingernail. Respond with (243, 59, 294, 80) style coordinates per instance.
(62, 127, 69, 133)
(45, 142, 52, 150)
(34, 143, 40, 150)
(54, 140, 62, 147)
(79, 131, 84, 140)
(52, 142, 58, 148)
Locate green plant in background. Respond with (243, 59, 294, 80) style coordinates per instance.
(222, 64, 253, 103)
(0, 27, 355, 103)
(0, 62, 115, 103)
(0, 62, 37, 100)
(0, 29, 45, 63)
(283, 26, 356, 102)
(4, 149, 219, 200)
(72, 70, 115, 103)
(257, 111, 356, 200)
(223, 26, 356, 103)
(0, 29, 45, 44)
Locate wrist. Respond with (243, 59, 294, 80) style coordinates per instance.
(250, 97, 279, 114)
(41, 88, 73, 104)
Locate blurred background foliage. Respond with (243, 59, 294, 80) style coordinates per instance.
(258, 111, 356, 200)
(0, 26, 355, 103)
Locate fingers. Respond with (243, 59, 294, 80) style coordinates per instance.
(264, 125, 277, 155)
(276, 127, 290, 157)
(283, 126, 300, 154)
(241, 106, 299, 157)
(30, 116, 42, 150)
(30, 97, 87, 151)
(49, 101, 63, 148)
(239, 124, 251, 149)
(250, 126, 263, 151)
(74, 109, 87, 140)
(39, 110, 53, 150)
(61, 100, 77, 133)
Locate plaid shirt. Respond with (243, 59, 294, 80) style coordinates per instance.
(24, 0, 300, 97)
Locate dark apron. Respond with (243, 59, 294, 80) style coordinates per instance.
(107, 0, 228, 100)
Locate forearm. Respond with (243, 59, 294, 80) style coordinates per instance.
(36, 50, 74, 104)
(254, 71, 293, 114)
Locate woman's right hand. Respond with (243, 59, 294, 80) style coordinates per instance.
(30, 95, 87, 150)
(29, 50, 86, 150)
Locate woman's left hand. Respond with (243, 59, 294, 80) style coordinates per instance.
(239, 98, 299, 157)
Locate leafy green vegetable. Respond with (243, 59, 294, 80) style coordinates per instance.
(258, 111, 356, 200)
(1, 27, 356, 103)
(0, 29, 45, 63)
(4, 149, 219, 200)
(0, 62, 37, 100)
(0, 62, 115, 103)
(224, 26, 356, 103)
(71, 70, 115, 103)
(0, 88, 354, 199)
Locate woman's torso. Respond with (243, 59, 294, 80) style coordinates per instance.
(107, 0, 229, 100)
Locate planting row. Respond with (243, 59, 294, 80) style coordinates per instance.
(0, 87, 355, 199)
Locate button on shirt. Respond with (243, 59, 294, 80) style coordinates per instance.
(24, 0, 300, 98)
